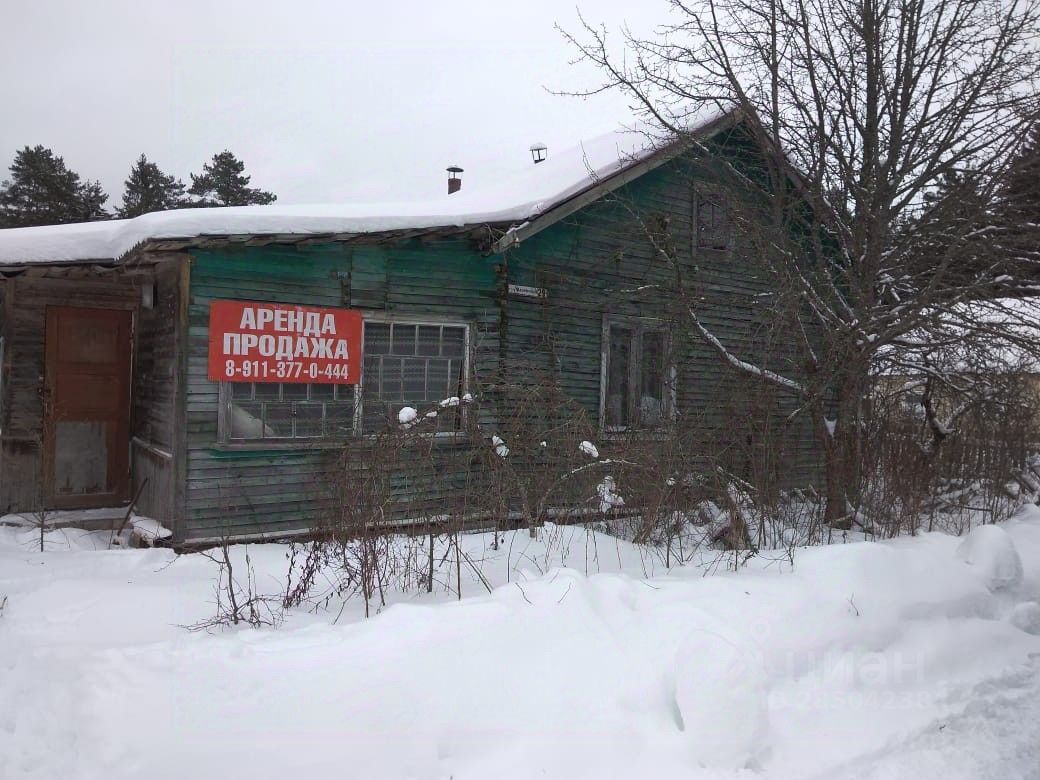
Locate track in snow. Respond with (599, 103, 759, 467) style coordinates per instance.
(835, 653, 1040, 780)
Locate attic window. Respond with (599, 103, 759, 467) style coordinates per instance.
(695, 195, 730, 250)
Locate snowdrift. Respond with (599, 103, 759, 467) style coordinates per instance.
(1, 510, 1039, 779)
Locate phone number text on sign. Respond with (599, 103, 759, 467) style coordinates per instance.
(207, 300, 363, 384)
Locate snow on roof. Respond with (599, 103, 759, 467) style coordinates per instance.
(0, 107, 731, 267)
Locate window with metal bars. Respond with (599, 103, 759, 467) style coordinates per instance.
(360, 322, 468, 433)
(225, 381, 356, 441)
(220, 319, 469, 443)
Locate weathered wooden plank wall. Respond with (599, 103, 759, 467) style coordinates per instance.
(502, 140, 822, 491)
(0, 135, 822, 540)
(130, 257, 185, 527)
(181, 239, 498, 542)
(0, 269, 143, 514)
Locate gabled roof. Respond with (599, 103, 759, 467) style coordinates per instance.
(0, 105, 739, 268)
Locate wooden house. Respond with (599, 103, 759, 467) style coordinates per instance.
(0, 108, 819, 545)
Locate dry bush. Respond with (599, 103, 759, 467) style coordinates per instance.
(472, 371, 636, 533)
(278, 373, 718, 611)
(272, 346, 1038, 623)
(284, 398, 482, 616)
(191, 539, 283, 630)
(863, 368, 1040, 537)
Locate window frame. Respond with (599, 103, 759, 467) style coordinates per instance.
(356, 313, 471, 438)
(217, 314, 471, 448)
(599, 315, 676, 433)
(217, 379, 360, 447)
(693, 188, 732, 252)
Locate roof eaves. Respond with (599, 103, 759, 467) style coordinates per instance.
(121, 221, 513, 258)
(0, 256, 125, 276)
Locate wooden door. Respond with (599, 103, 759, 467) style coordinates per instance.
(44, 306, 132, 508)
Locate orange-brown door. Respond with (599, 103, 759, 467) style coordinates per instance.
(44, 306, 132, 508)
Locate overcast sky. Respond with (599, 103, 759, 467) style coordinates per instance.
(0, 1, 664, 207)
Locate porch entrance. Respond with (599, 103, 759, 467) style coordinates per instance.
(44, 306, 132, 508)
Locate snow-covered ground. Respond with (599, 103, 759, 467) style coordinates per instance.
(2, 511, 1039, 779)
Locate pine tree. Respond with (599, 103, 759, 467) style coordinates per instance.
(993, 121, 1040, 274)
(0, 145, 109, 227)
(904, 167, 993, 284)
(1003, 122, 1040, 225)
(117, 154, 187, 218)
(79, 180, 109, 222)
(921, 168, 989, 226)
(188, 151, 276, 207)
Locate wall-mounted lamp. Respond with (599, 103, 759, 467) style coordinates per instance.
(447, 165, 464, 194)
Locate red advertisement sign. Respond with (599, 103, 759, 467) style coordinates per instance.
(207, 300, 363, 384)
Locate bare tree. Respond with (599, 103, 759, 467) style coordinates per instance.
(564, 0, 1040, 524)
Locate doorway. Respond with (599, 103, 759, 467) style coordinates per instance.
(44, 306, 132, 508)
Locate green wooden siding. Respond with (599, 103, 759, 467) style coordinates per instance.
(179, 129, 821, 542)
(501, 141, 821, 490)
(182, 240, 497, 542)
